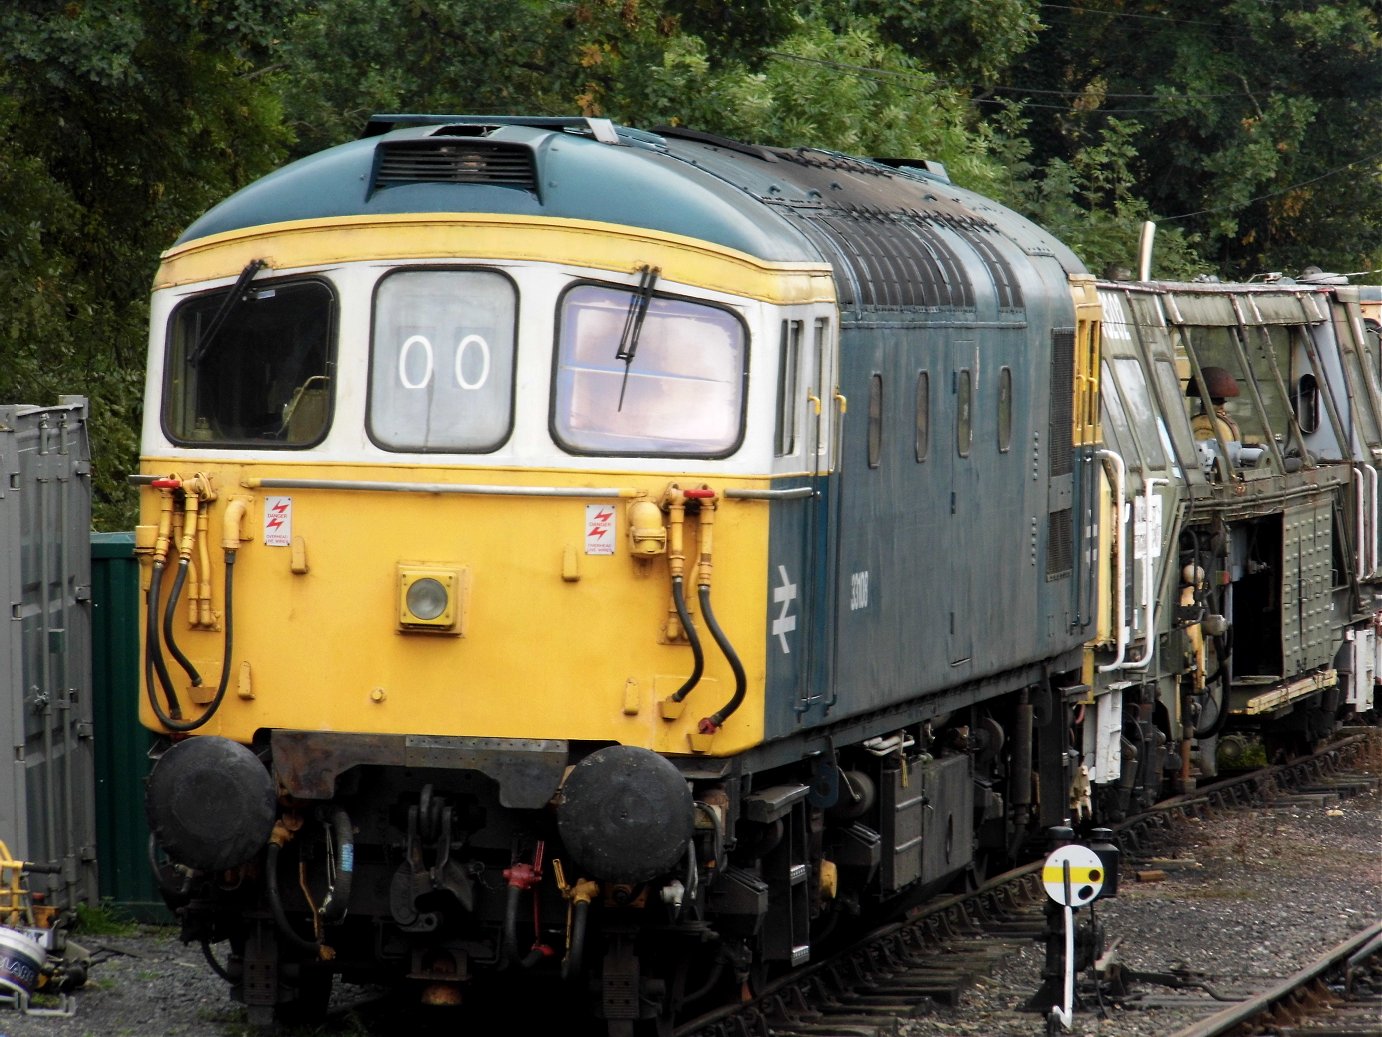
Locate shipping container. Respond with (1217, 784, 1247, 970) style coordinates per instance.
(0, 398, 98, 911)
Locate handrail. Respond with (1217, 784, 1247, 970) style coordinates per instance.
(1353, 467, 1367, 578)
(723, 487, 815, 500)
(242, 477, 636, 498)
(1096, 449, 1128, 673)
(1368, 464, 1379, 577)
(135, 473, 818, 502)
(1124, 477, 1169, 671)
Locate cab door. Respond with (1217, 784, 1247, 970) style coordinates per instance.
(765, 312, 839, 732)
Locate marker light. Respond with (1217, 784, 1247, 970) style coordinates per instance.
(407, 578, 448, 620)
(398, 565, 467, 633)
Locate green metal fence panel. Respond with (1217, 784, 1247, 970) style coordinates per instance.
(90, 532, 170, 922)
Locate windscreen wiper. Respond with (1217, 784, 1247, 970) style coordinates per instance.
(188, 258, 267, 367)
(615, 265, 660, 411)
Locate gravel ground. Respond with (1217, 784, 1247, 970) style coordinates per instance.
(902, 764, 1382, 1037)
(3, 761, 1377, 1037)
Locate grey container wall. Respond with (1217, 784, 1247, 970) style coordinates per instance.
(90, 532, 169, 921)
(0, 398, 99, 910)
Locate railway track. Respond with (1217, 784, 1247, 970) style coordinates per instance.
(676, 731, 1381, 1037)
(1163, 922, 1382, 1037)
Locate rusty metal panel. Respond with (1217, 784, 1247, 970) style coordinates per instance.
(1162, 292, 1239, 326)
(1242, 291, 1327, 325)
(1280, 502, 1335, 674)
(271, 730, 568, 807)
(0, 398, 98, 909)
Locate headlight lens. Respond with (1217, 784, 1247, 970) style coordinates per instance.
(406, 577, 449, 621)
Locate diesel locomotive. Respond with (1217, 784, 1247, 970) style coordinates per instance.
(134, 114, 1374, 1032)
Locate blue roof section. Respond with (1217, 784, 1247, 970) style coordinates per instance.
(174, 115, 1086, 283)
(175, 121, 821, 263)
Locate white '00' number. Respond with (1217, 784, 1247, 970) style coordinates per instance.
(398, 334, 491, 390)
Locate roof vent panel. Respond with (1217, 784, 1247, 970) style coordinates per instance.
(372, 139, 537, 193)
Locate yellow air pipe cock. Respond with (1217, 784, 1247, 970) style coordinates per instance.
(627, 498, 667, 556)
(660, 485, 706, 714)
(222, 497, 250, 551)
(196, 503, 214, 627)
(666, 491, 687, 578)
(154, 484, 176, 567)
(663, 487, 690, 641)
(693, 492, 716, 589)
(552, 859, 600, 980)
(177, 476, 205, 563)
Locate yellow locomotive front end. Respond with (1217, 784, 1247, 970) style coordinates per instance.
(138, 214, 832, 756)
(137, 197, 838, 1024)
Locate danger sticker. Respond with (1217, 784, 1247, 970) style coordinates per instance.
(264, 496, 292, 546)
(585, 504, 616, 555)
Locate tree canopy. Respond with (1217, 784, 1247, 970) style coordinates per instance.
(1010, 0, 1382, 278)
(2, 0, 1378, 528)
(0, 0, 290, 525)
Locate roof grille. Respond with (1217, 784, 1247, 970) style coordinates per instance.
(784, 207, 974, 310)
(373, 139, 537, 192)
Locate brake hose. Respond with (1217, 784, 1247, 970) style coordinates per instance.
(162, 558, 203, 687)
(145, 549, 236, 732)
(145, 563, 181, 717)
(265, 841, 321, 954)
(668, 575, 705, 703)
(687, 493, 746, 733)
(698, 583, 746, 733)
(317, 809, 355, 924)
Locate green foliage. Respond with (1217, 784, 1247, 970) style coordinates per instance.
(273, 3, 1002, 184)
(606, 16, 1006, 195)
(73, 901, 140, 937)
(1009, 0, 1382, 280)
(2, 0, 1377, 534)
(988, 109, 1203, 280)
(663, 0, 799, 65)
(0, 0, 292, 528)
(668, 19, 995, 185)
(276, 0, 568, 155)
(830, 0, 1042, 82)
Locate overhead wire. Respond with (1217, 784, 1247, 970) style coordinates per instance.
(1160, 148, 1382, 222)
(761, 47, 1382, 223)
(1036, 1, 1303, 42)
(763, 50, 1260, 105)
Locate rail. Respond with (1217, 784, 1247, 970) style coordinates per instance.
(1165, 921, 1382, 1037)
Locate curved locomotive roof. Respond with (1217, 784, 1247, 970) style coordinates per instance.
(176, 114, 1085, 301)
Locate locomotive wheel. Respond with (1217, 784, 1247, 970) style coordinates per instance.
(958, 847, 1008, 892)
